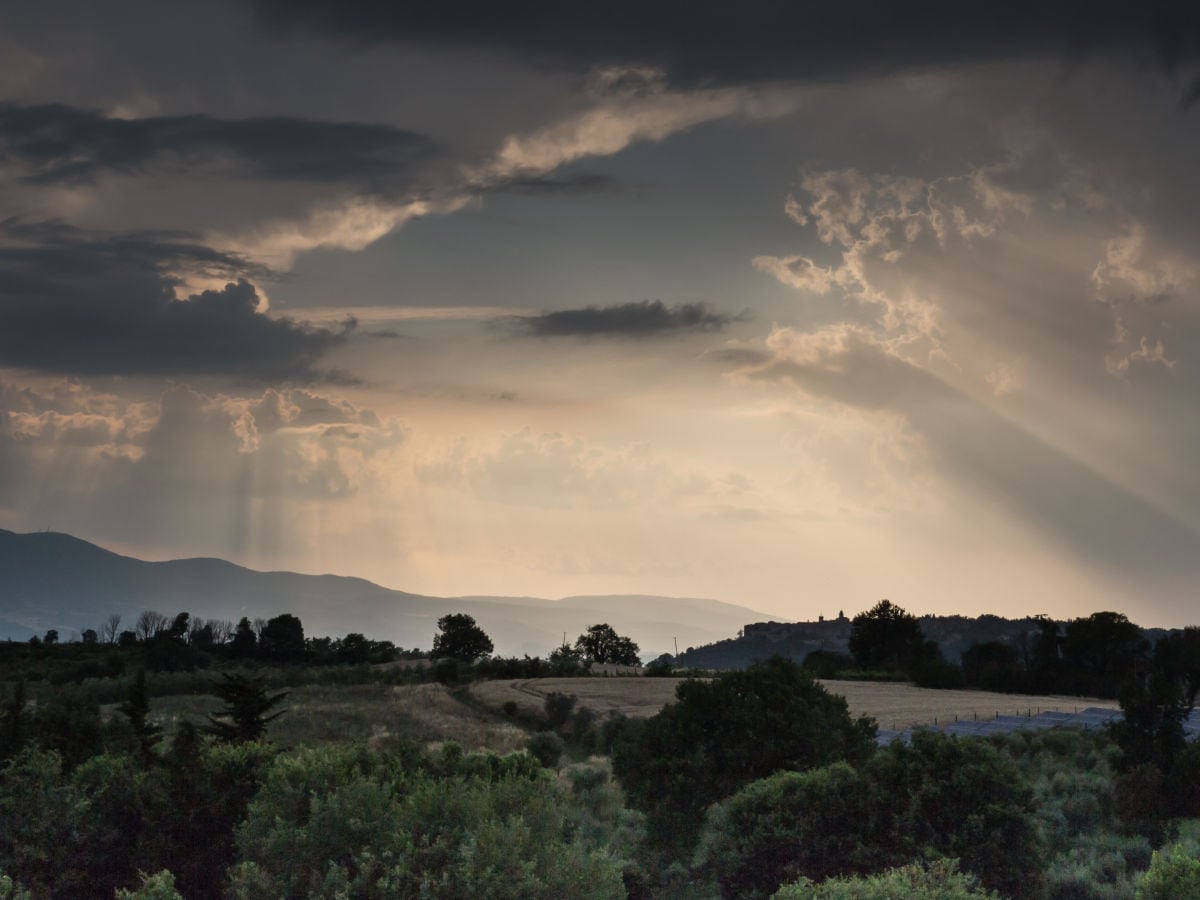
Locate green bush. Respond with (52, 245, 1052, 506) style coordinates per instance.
(1043, 831, 1152, 899)
(0, 737, 272, 898)
(544, 691, 578, 729)
(612, 657, 876, 852)
(527, 731, 565, 769)
(801, 650, 854, 679)
(1167, 741, 1200, 819)
(230, 743, 629, 899)
(694, 731, 1041, 898)
(0, 749, 76, 894)
(0, 871, 34, 900)
(773, 860, 998, 899)
(694, 763, 877, 899)
(115, 871, 184, 900)
(1137, 842, 1200, 898)
(865, 731, 1043, 897)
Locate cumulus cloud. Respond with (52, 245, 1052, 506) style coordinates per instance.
(0, 220, 350, 379)
(221, 194, 469, 271)
(753, 132, 1129, 375)
(0, 102, 438, 187)
(474, 67, 801, 182)
(512, 300, 744, 338)
(1091, 222, 1196, 376)
(250, 1, 1200, 98)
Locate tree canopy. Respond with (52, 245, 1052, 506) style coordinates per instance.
(257, 614, 306, 662)
(848, 599, 926, 671)
(612, 656, 876, 850)
(204, 673, 288, 743)
(574, 624, 640, 665)
(431, 613, 494, 662)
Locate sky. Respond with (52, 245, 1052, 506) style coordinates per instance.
(2, 2, 1200, 626)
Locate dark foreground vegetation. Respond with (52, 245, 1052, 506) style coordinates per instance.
(3, 608, 1200, 897)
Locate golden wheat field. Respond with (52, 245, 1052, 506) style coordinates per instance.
(470, 676, 1117, 730)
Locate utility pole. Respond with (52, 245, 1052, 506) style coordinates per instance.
(673, 636, 678, 656)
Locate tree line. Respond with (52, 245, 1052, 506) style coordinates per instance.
(800, 600, 1200, 706)
(0, 608, 647, 688)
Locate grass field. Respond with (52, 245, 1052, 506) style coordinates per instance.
(470, 677, 1118, 730)
(121, 676, 1118, 754)
(126, 682, 527, 753)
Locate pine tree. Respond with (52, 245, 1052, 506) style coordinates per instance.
(0, 680, 29, 760)
(204, 673, 287, 743)
(119, 668, 162, 763)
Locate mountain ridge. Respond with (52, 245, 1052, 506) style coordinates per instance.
(0, 529, 773, 658)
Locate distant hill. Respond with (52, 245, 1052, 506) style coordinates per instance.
(676, 612, 1177, 669)
(0, 530, 771, 658)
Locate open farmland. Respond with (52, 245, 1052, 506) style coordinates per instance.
(471, 676, 1118, 730)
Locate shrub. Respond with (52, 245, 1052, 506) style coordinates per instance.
(230, 743, 627, 898)
(432, 657, 467, 685)
(1043, 832, 1152, 900)
(544, 691, 578, 729)
(1115, 763, 1168, 842)
(1167, 741, 1200, 818)
(694, 763, 877, 899)
(0, 749, 76, 893)
(527, 731, 565, 770)
(801, 649, 854, 678)
(644, 654, 675, 677)
(612, 656, 876, 852)
(865, 731, 1044, 897)
(0, 871, 34, 900)
(1137, 842, 1200, 898)
(774, 860, 999, 899)
(32, 688, 103, 769)
(115, 871, 184, 900)
(572, 704, 598, 734)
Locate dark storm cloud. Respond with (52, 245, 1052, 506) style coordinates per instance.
(248, 1, 1200, 95)
(491, 173, 617, 195)
(0, 220, 350, 380)
(0, 103, 438, 187)
(514, 300, 743, 338)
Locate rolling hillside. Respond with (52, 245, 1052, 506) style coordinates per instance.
(0, 529, 769, 658)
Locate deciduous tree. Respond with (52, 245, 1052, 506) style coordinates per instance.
(575, 624, 640, 665)
(431, 613, 493, 662)
(848, 600, 925, 671)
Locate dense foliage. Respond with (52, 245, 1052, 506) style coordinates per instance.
(430, 613, 495, 662)
(774, 860, 1000, 899)
(576, 624, 641, 666)
(612, 657, 876, 850)
(228, 744, 627, 898)
(694, 731, 1041, 898)
(4, 604, 1200, 898)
